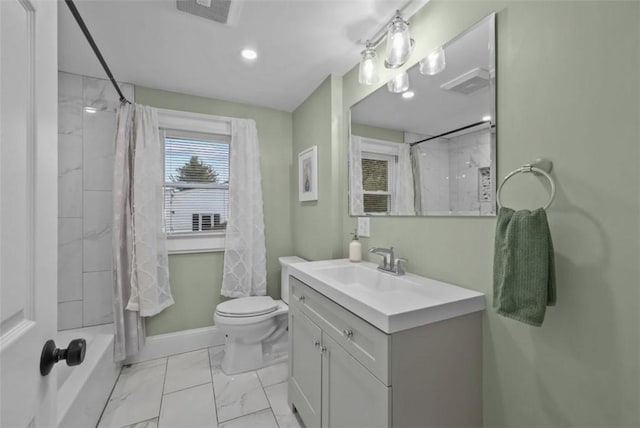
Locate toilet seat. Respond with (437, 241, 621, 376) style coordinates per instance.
(216, 296, 279, 318)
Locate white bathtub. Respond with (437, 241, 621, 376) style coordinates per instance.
(56, 324, 121, 428)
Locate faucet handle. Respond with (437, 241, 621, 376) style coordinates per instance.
(394, 258, 408, 275)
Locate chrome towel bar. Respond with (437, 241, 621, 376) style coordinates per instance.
(497, 158, 555, 210)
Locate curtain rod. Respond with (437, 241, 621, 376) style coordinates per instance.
(409, 121, 492, 146)
(64, 0, 131, 104)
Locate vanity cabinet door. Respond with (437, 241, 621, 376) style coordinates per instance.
(321, 334, 391, 428)
(289, 306, 323, 428)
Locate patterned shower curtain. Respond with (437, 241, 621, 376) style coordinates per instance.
(220, 118, 267, 297)
(112, 103, 174, 361)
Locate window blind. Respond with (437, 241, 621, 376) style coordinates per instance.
(163, 131, 230, 234)
(362, 157, 390, 213)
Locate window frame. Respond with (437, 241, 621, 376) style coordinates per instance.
(157, 108, 232, 254)
(359, 138, 399, 215)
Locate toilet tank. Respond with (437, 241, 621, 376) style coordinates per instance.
(278, 256, 306, 304)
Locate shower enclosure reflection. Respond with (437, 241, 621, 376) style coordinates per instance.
(349, 14, 496, 217)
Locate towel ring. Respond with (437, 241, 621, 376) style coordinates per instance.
(497, 159, 556, 210)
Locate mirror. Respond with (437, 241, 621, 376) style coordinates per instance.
(349, 14, 496, 217)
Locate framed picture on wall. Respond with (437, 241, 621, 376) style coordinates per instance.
(298, 145, 318, 201)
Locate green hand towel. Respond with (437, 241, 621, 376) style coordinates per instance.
(493, 207, 556, 326)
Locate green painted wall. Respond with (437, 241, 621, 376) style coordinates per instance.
(350, 123, 404, 143)
(337, 1, 640, 426)
(145, 253, 227, 336)
(291, 76, 344, 260)
(136, 86, 294, 336)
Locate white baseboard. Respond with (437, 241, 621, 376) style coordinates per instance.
(124, 325, 226, 365)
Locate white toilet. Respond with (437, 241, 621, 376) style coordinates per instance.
(213, 256, 305, 375)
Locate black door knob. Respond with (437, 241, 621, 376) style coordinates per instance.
(40, 338, 87, 376)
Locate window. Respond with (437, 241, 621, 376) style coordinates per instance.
(357, 137, 402, 215)
(362, 155, 392, 213)
(163, 130, 230, 234)
(158, 109, 232, 253)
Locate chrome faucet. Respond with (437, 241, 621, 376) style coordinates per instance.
(368, 246, 408, 276)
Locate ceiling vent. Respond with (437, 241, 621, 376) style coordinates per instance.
(440, 68, 490, 95)
(176, 0, 241, 26)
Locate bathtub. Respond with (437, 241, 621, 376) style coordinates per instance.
(56, 324, 121, 428)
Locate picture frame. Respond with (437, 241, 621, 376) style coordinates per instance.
(298, 145, 318, 201)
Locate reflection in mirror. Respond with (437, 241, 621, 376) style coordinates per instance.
(349, 14, 496, 217)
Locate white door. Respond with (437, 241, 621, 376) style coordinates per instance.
(0, 0, 58, 427)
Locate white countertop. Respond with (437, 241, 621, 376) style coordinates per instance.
(288, 259, 485, 334)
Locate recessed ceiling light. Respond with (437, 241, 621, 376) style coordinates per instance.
(84, 107, 97, 114)
(482, 115, 491, 121)
(401, 90, 415, 99)
(241, 48, 257, 60)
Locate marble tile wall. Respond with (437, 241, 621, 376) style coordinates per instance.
(58, 72, 134, 330)
(409, 129, 491, 215)
(447, 129, 491, 214)
(412, 138, 451, 214)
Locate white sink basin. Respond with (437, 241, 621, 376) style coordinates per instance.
(288, 259, 485, 333)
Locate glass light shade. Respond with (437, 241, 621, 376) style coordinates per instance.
(358, 46, 379, 85)
(387, 71, 409, 93)
(419, 46, 446, 75)
(384, 14, 413, 69)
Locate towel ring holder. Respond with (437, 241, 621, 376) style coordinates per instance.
(497, 158, 556, 210)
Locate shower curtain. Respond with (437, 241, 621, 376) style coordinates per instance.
(220, 118, 267, 297)
(392, 143, 415, 215)
(112, 103, 174, 361)
(410, 145, 424, 215)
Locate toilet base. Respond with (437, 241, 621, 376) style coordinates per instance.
(220, 331, 288, 375)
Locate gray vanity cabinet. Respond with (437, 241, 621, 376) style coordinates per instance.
(288, 275, 483, 428)
(321, 333, 390, 427)
(289, 306, 322, 428)
(289, 303, 390, 428)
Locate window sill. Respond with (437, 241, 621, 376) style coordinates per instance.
(166, 232, 225, 254)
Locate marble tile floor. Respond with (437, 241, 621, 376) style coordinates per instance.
(97, 346, 304, 428)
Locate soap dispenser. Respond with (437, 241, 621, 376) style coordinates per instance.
(349, 229, 362, 262)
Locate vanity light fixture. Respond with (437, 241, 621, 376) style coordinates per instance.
(419, 46, 446, 75)
(241, 48, 257, 60)
(358, 42, 380, 85)
(357, 1, 428, 86)
(387, 71, 410, 93)
(384, 11, 414, 69)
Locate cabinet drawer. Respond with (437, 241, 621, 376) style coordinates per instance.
(290, 276, 390, 385)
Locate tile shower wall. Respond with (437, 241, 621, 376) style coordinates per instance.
(409, 129, 492, 215)
(447, 129, 492, 215)
(411, 138, 451, 214)
(58, 72, 134, 330)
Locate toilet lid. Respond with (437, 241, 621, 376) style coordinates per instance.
(216, 296, 279, 317)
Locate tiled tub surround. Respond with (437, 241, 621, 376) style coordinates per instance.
(409, 128, 493, 215)
(98, 347, 302, 428)
(58, 72, 134, 330)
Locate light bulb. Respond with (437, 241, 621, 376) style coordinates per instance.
(419, 46, 446, 75)
(384, 13, 413, 69)
(387, 71, 409, 93)
(358, 44, 379, 85)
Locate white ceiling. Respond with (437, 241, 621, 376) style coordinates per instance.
(58, 0, 419, 112)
